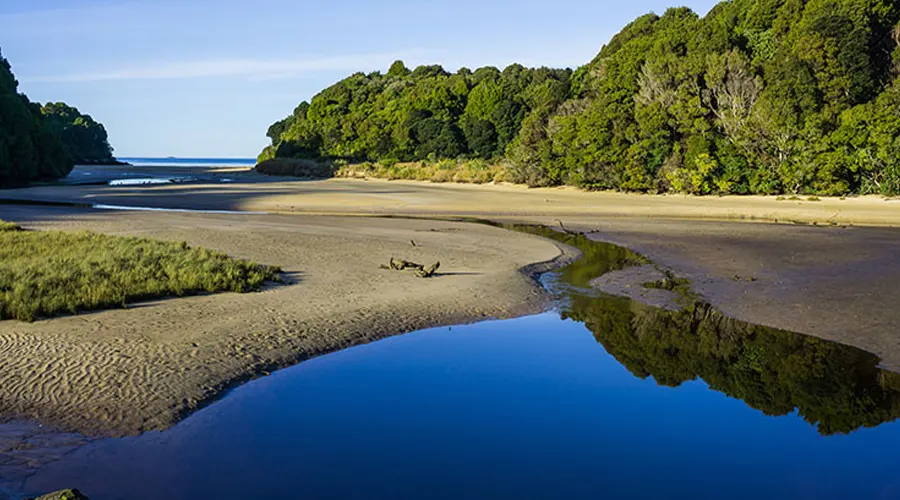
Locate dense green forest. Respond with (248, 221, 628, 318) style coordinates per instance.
(261, 0, 900, 195)
(41, 102, 117, 165)
(0, 50, 72, 186)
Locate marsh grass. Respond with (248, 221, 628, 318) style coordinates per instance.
(0, 224, 281, 321)
(0, 221, 22, 232)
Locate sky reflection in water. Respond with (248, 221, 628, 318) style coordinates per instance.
(20, 312, 900, 500)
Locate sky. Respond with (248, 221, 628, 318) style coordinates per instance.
(0, 0, 719, 158)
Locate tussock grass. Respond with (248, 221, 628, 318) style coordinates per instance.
(335, 159, 508, 184)
(0, 224, 281, 321)
(0, 221, 22, 232)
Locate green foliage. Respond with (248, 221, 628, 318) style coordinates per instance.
(40, 102, 116, 164)
(0, 220, 22, 232)
(261, 60, 571, 166)
(0, 49, 73, 186)
(261, 1, 900, 195)
(0, 223, 281, 322)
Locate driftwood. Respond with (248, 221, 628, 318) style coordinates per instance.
(380, 257, 441, 278)
(556, 219, 583, 236)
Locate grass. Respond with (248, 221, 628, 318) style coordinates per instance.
(642, 267, 697, 304)
(0, 220, 23, 232)
(0, 222, 281, 321)
(335, 159, 508, 184)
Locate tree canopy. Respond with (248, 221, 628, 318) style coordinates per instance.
(262, 0, 900, 195)
(259, 61, 571, 165)
(41, 102, 116, 164)
(0, 50, 72, 186)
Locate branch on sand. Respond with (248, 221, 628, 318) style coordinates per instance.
(380, 257, 441, 278)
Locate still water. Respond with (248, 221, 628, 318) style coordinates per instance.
(15, 229, 900, 499)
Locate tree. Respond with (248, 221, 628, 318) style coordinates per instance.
(259, 0, 900, 196)
(0, 49, 72, 186)
(41, 102, 116, 164)
(388, 60, 410, 78)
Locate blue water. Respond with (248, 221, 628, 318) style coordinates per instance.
(18, 314, 900, 500)
(118, 158, 256, 168)
(11, 226, 900, 499)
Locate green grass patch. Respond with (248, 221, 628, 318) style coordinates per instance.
(0, 224, 281, 321)
(0, 221, 22, 232)
(643, 275, 691, 292)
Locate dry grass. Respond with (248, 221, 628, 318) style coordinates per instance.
(0, 223, 281, 321)
(335, 159, 508, 184)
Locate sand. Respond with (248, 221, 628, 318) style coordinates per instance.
(7, 166, 900, 226)
(3, 166, 900, 435)
(0, 206, 570, 436)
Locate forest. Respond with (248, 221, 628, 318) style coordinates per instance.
(0, 50, 72, 187)
(261, 0, 900, 195)
(0, 50, 119, 187)
(41, 102, 117, 165)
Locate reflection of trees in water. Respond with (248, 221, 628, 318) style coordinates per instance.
(513, 225, 900, 436)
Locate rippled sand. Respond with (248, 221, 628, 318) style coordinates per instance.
(0, 208, 569, 436)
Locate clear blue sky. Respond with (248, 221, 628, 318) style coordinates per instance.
(1, 0, 718, 158)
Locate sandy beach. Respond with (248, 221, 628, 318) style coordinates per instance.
(3, 166, 900, 435)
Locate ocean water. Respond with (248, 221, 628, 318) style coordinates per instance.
(117, 158, 257, 168)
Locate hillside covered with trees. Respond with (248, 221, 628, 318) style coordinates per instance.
(41, 102, 118, 165)
(261, 0, 900, 196)
(0, 50, 72, 187)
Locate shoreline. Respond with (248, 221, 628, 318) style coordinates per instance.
(7, 169, 900, 227)
(0, 208, 571, 437)
(2, 167, 900, 435)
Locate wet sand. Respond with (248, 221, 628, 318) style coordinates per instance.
(2, 166, 900, 435)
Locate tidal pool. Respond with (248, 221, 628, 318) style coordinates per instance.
(13, 227, 900, 499)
